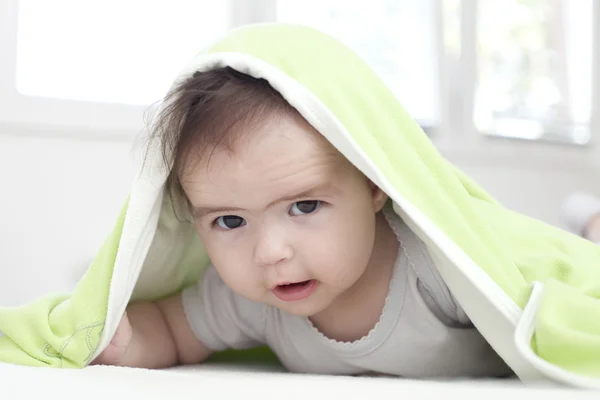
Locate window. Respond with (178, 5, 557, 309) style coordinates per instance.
(276, 0, 441, 129)
(1, 0, 597, 148)
(16, 0, 232, 106)
(473, 0, 594, 144)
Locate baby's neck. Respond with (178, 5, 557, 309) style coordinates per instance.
(308, 211, 399, 342)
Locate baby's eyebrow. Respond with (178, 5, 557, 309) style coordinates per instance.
(267, 183, 338, 208)
(191, 182, 339, 218)
(192, 205, 245, 218)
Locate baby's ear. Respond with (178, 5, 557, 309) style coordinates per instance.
(368, 180, 388, 212)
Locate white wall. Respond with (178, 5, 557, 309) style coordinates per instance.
(0, 131, 137, 306)
(0, 128, 599, 307)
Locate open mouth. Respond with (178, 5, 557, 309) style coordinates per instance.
(272, 279, 316, 302)
(280, 280, 311, 289)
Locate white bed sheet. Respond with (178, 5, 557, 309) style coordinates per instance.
(2, 362, 597, 400)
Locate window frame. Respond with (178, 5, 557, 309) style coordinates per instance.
(0, 0, 597, 170)
(426, 0, 600, 174)
(0, 0, 276, 138)
(462, 0, 599, 148)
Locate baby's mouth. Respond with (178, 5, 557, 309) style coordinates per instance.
(279, 280, 311, 289)
(272, 280, 316, 302)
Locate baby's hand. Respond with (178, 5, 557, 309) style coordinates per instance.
(91, 312, 132, 366)
(89, 297, 212, 368)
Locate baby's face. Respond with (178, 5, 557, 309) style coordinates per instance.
(181, 113, 385, 317)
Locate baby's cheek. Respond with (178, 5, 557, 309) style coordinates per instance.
(311, 224, 370, 280)
(206, 243, 250, 287)
(216, 263, 262, 303)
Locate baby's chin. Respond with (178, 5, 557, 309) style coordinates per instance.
(269, 293, 334, 318)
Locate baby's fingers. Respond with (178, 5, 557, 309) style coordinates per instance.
(90, 313, 132, 365)
(109, 312, 132, 348)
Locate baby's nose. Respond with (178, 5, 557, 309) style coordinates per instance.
(253, 226, 293, 266)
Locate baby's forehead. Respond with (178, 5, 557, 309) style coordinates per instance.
(196, 147, 344, 183)
(181, 140, 354, 202)
(180, 111, 360, 198)
(198, 117, 346, 166)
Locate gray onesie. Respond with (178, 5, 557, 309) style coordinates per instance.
(181, 207, 511, 377)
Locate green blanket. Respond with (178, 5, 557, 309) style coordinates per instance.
(1, 23, 600, 387)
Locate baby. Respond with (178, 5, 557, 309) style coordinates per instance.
(92, 67, 511, 377)
(563, 192, 600, 244)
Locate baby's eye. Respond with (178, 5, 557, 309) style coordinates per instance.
(290, 200, 321, 216)
(215, 215, 246, 230)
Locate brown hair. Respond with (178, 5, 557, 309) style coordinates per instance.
(147, 66, 297, 206)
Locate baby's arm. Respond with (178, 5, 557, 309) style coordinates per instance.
(92, 294, 212, 368)
(584, 214, 600, 243)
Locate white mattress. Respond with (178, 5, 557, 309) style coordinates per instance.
(2, 362, 597, 400)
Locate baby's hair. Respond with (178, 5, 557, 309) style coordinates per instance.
(148, 66, 297, 209)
